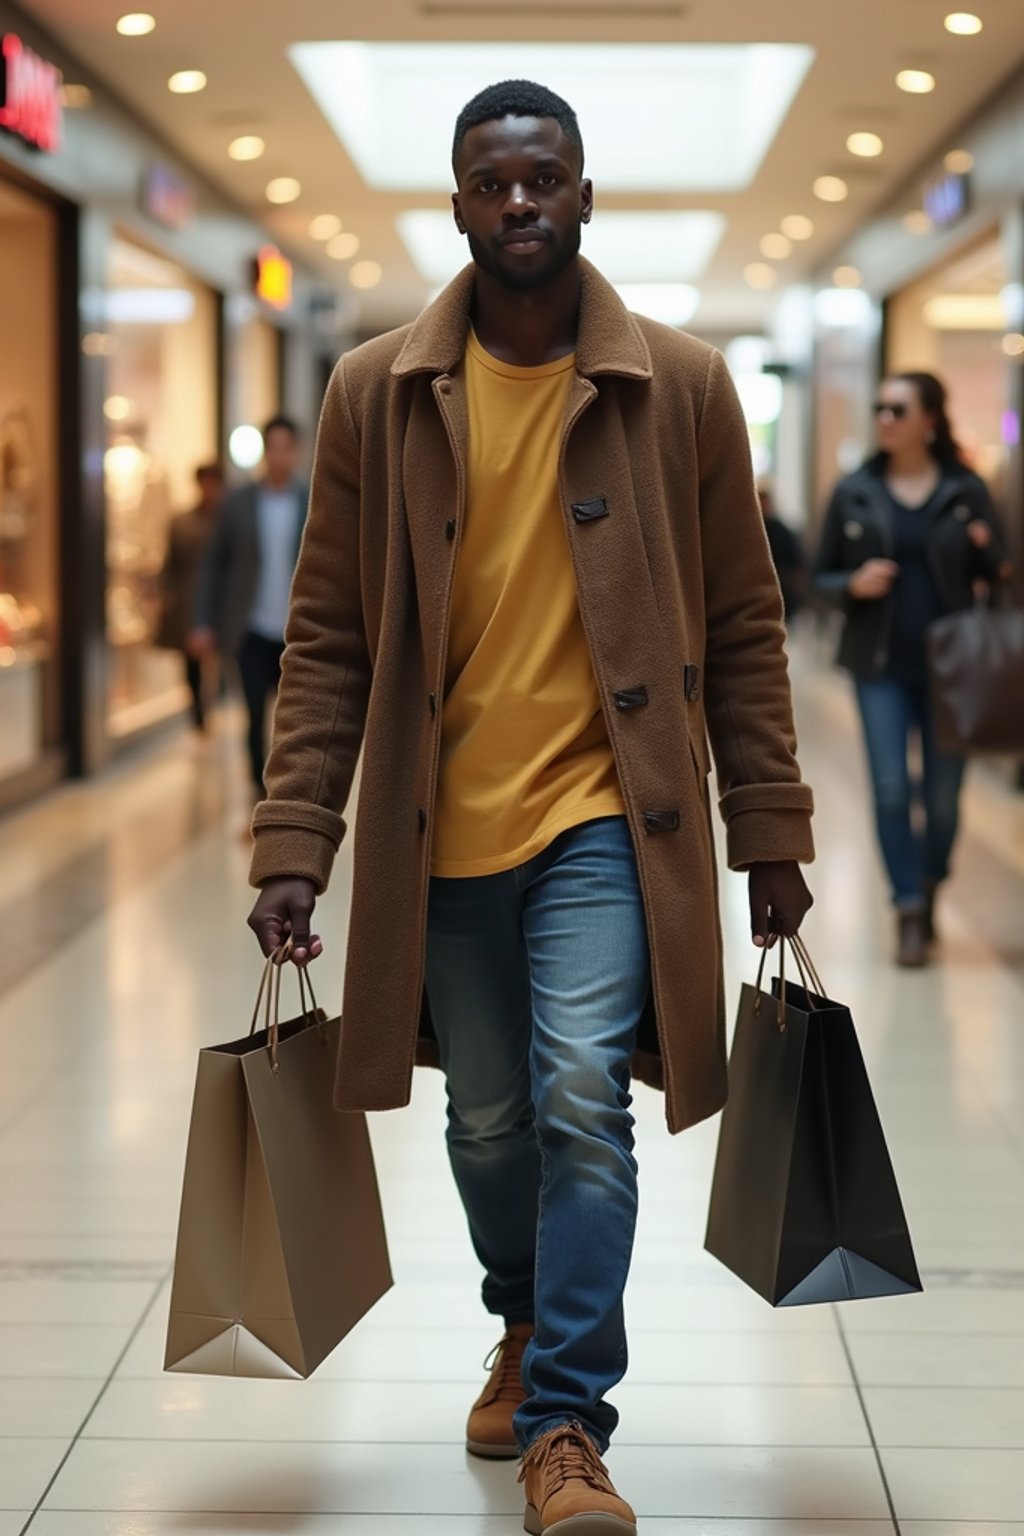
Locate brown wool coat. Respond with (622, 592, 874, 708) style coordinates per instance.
(250, 259, 814, 1134)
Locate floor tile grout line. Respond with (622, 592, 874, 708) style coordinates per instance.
(47, 1435, 1024, 1450)
(834, 1305, 902, 1536)
(17, 1267, 171, 1536)
(7, 1509, 904, 1523)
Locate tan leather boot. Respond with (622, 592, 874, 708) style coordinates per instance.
(518, 1420, 636, 1535)
(466, 1322, 533, 1459)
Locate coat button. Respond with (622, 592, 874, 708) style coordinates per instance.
(683, 664, 700, 703)
(614, 685, 649, 710)
(428, 693, 437, 718)
(571, 497, 609, 523)
(445, 519, 456, 541)
(418, 808, 427, 832)
(644, 809, 680, 833)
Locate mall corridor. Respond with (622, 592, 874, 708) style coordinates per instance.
(3, 2, 1024, 1533)
(0, 646, 1022, 1535)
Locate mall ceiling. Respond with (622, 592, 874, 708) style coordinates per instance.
(20, 0, 1024, 334)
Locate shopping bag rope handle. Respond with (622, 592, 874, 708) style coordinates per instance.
(248, 942, 324, 1073)
(754, 933, 826, 1031)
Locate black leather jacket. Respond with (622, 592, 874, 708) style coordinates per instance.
(813, 461, 1005, 678)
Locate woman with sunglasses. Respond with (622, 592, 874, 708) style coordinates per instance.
(814, 371, 1006, 967)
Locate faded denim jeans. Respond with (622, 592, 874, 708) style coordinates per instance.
(424, 814, 650, 1453)
(855, 676, 966, 907)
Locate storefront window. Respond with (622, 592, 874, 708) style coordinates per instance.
(0, 177, 59, 784)
(104, 237, 217, 737)
(887, 232, 1015, 499)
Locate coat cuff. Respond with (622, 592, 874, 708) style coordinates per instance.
(724, 806, 815, 871)
(249, 800, 346, 893)
(719, 782, 814, 869)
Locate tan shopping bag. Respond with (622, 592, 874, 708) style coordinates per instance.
(164, 959, 392, 1378)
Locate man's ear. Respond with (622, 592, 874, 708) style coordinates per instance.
(452, 192, 467, 236)
(580, 178, 594, 226)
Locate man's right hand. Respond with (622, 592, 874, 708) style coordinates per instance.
(248, 878, 322, 965)
(848, 559, 899, 601)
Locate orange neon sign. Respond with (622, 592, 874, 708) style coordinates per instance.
(255, 245, 293, 310)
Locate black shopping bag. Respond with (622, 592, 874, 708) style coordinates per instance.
(705, 936, 922, 1306)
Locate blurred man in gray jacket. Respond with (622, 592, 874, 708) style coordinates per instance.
(192, 416, 307, 796)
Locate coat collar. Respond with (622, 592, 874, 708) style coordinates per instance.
(390, 256, 653, 382)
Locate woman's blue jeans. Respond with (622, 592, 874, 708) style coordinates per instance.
(424, 815, 649, 1453)
(854, 675, 967, 907)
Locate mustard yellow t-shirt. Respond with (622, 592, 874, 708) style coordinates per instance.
(430, 330, 625, 878)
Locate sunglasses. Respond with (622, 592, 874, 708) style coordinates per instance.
(872, 401, 908, 419)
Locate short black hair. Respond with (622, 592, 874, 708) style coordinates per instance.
(452, 80, 584, 176)
(262, 414, 299, 443)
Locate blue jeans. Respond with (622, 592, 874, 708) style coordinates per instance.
(424, 815, 649, 1453)
(855, 676, 966, 907)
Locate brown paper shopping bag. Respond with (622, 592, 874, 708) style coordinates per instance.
(165, 959, 392, 1378)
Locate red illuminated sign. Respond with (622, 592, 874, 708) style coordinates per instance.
(0, 34, 63, 154)
(254, 245, 293, 310)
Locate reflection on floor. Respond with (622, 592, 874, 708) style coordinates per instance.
(1, 652, 1022, 1535)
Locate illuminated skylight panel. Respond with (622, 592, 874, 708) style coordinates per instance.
(396, 209, 725, 288)
(289, 42, 814, 194)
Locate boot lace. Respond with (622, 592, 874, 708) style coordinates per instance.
(482, 1331, 528, 1404)
(517, 1421, 614, 1495)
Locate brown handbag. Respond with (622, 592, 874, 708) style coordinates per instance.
(927, 595, 1024, 755)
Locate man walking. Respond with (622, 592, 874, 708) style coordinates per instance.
(192, 416, 307, 797)
(248, 82, 814, 1535)
(158, 461, 225, 732)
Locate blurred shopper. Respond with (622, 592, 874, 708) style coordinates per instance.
(247, 81, 814, 1534)
(814, 372, 1005, 967)
(157, 463, 225, 732)
(191, 417, 307, 798)
(758, 480, 806, 620)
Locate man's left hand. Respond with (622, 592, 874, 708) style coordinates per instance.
(748, 861, 813, 949)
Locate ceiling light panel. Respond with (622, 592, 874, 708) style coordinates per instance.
(290, 41, 814, 193)
(396, 208, 725, 286)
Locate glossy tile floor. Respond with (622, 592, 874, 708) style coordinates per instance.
(1, 649, 1023, 1536)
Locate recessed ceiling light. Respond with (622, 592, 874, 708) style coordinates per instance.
(229, 136, 265, 162)
(780, 214, 814, 240)
(168, 70, 207, 94)
(116, 13, 155, 36)
(903, 209, 933, 234)
(945, 148, 975, 174)
(104, 395, 132, 421)
(760, 233, 792, 260)
(847, 132, 883, 158)
(944, 12, 983, 35)
(309, 214, 342, 241)
(396, 208, 726, 288)
(1002, 333, 1024, 357)
(814, 176, 849, 203)
(833, 266, 862, 288)
(290, 40, 814, 194)
(266, 177, 301, 204)
(350, 260, 383, 290)
(897, 69, 936, 94)
(60, 84, 93, 109)
(327, 232, 361, 260)
(744, 263, 778, 291)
